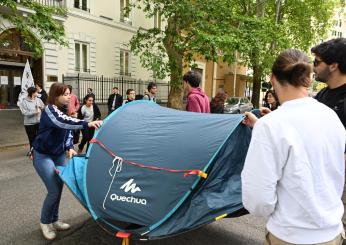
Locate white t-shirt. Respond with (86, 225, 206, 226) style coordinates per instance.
(81, 105, 94, 122)
(241, 97, 345, 244)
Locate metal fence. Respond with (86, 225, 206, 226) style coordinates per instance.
(62, 74, 170, 104)
(15, 0, 65, 7)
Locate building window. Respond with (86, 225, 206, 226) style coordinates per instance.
(154, 10, 161, 29)
(332, 30, 343, 37)
(74, 0, 89, 12)
(334, 19, 342, 28)
(120, 50, 131, 76)
(120, 0, 131, 24)
(75, 42, 89, 73)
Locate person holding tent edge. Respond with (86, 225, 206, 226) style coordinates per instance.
(32, 82, 102, 240)
(242, 49, 345, 244)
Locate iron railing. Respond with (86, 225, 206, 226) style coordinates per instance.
(15, 0, 65, 8)
(62, 74, 170, 105)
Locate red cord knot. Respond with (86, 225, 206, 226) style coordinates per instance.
(116, 231, 131, 238)
(184, 170, 208, 179)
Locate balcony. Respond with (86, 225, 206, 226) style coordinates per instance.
(120, 71, 131, 77)
(14, 0, 65, 8)
(75, 67, 90, 73)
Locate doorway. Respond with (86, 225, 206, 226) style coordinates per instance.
(0, 28, 43, 108)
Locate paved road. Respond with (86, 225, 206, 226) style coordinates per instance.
(0, 146, 266, 245)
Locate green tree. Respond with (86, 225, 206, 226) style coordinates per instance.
(231, 0, 338, 107)
(0, 0, 67, 57)
(129, 0, 237, 109)
(129, 0, 338, 108)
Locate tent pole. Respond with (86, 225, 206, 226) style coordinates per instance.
(121, 238, 130, 245)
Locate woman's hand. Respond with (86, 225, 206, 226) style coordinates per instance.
(260, 107, 272, 116)
(242, 112, 258, 128)
(67, 148, 77, 158)
(88, 120, 103, 129)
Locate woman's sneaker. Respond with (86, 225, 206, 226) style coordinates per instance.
(52, 220, 70, 231)
(40, 223, 56, 240)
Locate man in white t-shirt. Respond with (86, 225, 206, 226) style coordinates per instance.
(242, 49, 345, 245)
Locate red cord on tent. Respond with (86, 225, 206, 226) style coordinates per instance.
(90, 138, 208, 179)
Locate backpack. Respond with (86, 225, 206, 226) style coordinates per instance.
(143, 94, 156, 102)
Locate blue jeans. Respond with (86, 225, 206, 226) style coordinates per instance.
(33, 150, 66, 224)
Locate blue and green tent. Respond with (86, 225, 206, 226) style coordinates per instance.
(57, 100, 251, 240)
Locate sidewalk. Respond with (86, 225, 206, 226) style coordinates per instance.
(0, 104, 110, 149)
(0, 109, 28, 149)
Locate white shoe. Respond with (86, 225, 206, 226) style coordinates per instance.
(40, 223, 56, 240)
(53, 220, 70, 231)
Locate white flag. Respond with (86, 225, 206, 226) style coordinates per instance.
(17, 60, 34, 107)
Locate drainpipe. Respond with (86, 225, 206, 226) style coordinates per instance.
(212, 62, 217, 97)
(233, 52, 237, 97)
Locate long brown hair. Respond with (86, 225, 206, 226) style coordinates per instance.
(47, 82, 69, 107)
(210, 92, 227, 113)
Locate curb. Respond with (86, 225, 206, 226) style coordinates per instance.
(0, 142, 29, 150)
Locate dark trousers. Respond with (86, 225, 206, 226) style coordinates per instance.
(78, 128, 95, 152)
(24, 124, 40, 150)
(72, 129, 81, 145)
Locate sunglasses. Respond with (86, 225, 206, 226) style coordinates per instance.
(313, 59, 323, 67)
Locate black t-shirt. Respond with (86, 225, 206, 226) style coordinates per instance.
(315, 83, 346, 128)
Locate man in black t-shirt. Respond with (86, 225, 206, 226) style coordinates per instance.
(314, 84, 346, 128)
(312, 38, 346, 128)
(312, 38, 346, 226)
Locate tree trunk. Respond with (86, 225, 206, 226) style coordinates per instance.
(250, 0, 265, 108)
(256, 0, 265, 17)
(167, 54, 183, 109)
(275, 0, 282, 24)
(251, 63, 262, 108)
(164, 17, 184, 110)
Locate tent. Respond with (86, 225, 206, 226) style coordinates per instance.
(57, 100, 252, 241)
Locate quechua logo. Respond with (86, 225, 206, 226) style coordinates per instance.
(109, 179, 147, 206)
(120, 179, 141, 193)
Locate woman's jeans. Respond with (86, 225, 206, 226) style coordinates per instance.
(33, 150, 66, 224)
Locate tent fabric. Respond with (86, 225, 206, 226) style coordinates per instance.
(58, 100, 251, 239)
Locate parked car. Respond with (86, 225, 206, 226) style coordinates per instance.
(224, 97, 253, 114)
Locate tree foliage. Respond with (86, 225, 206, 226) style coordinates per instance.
(0, 0, 67, 58)
(129, 0, 339, 108)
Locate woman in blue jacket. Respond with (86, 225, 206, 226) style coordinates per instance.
(32, 83, 102, 240)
